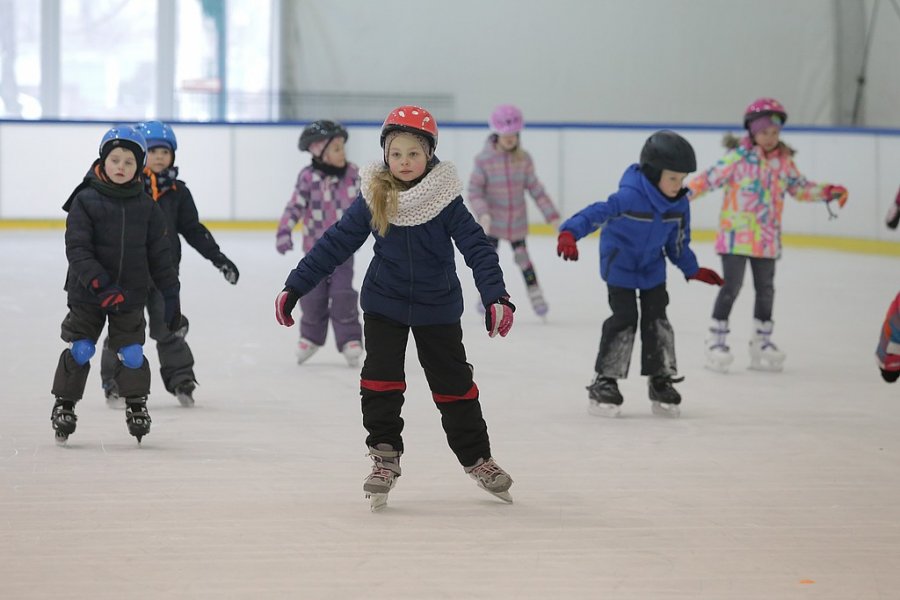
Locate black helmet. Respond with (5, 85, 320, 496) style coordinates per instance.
(298, 120, 348, 152)
(639, 130, 697, 174)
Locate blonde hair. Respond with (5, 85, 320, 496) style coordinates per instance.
(366, 166, 404, 236)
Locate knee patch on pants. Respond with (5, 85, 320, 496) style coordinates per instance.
(117, 343, 144, 369)
(69, 339, 95, 366)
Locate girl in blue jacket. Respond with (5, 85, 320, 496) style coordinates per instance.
(275, 106, 516, 511)
(557, 131, 723, 418)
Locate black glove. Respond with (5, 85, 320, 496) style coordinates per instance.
(212, 252, 239, 284)
(90, 275, 126, 310)
(161, 285, 183, 331)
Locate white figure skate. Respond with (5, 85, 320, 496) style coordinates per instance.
(296, 338, 320, 365)
(749, 319, 785, 372)
(342, 340, 363, 367)
(704, 319, 734, 373)
(364, 444, 401, 512)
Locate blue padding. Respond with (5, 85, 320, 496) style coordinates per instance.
(117, 344, 144, 369)
(69, 339, 95, 366)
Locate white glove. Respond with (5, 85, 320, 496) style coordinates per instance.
(478, 214, 492, 233)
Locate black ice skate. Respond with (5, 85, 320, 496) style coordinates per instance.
(51, 397, 78, 445)
(174, 380, 196, 407)
(125, 397, 151, 443)
(648, 375, 684, 418)
(586, 374, 624, 417)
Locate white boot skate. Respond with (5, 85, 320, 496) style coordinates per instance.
(364, 444, 401, 512)
(749, 319, 785, 372)
(465, 457, 514, 503)
(341, 340, 363, 367)
(527, 284, 549, 318)
(296, 338, 320, 365)
(704, 319, 734, 373)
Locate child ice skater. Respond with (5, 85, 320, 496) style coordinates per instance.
(275, 106, 516, 510)
(99, 120, 239, 408)
(556, 131, 723, 418)
(52, 126, 182, 443)
(276, 120, 363, 366)
(688, 98, 848, 373)
(468, 104, 560, 316)
(877, 291, 900, 383)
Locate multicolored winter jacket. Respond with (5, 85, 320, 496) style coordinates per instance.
(278, 163, 360, 253)
(468, 136, 559, 241)
(284, 161, 508, 326)
(877, 291, 900, 374)
(560, 164, 699, 290)
(688, 137, 834, 259)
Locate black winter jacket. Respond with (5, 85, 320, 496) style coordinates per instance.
(62, 168, 179, 310)
(150, 174, 221, 270)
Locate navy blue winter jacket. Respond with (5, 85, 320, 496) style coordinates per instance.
(560, 164, 699, 290)
(284, 163, 508, 326)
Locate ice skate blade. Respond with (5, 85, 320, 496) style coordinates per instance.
(487, 490, 513, 504)
(367, 493, 389, 512)
(651, 401, 681, 418)
(176, 393, 195, 407)
(588, 400, 621, 418)
(54, 432, 69, 446)
(704, 361, 731, 374)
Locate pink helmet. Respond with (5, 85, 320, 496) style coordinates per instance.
(489, 104, 524, 134)
(743, 97, 788, 129)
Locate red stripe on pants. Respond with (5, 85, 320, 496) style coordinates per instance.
(432, 383, 479, 403)
(360, 379, 407, 393)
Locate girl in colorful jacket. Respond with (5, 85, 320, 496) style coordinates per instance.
(688, 98, 848, 373)
(556, 131, 724, 418)
(877, 291, 900, 383)
(274, 106, 516, 511)
(276, 120, 363, 366)
(468, 104, 560, 317)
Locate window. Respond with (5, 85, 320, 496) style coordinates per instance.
(0, 0, 41, 118)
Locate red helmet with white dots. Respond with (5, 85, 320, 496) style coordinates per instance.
(380, 105, 438, 154)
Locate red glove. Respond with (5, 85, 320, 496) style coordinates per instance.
(557, 231, 578, 261)
(485, 296, 515, 338)
(90, 276, 126, 309)
(275, 287, 300, 327)
(823, 184, 848, 208)
(687, 267, 724, 286)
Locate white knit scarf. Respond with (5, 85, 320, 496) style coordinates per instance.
(360, 161, 463, 227)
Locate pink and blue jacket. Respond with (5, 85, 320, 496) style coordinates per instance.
(468, 137, 559, 241)
(688, 138, 835, 259)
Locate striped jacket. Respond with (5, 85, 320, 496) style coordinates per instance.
(468, 136, 559, 241)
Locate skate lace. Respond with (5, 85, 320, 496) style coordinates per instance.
(470, 459, 505, 483)
(368, 465, 396, 484)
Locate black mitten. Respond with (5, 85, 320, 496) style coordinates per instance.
(161, 285, 183, 331)
(212, 252, 239, 284)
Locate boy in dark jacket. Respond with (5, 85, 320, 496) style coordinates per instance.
(556, 131, 724, 418)
(52, 126, 182, 444)
(99, 121, 239, 408)
(275, 105, 516, 511)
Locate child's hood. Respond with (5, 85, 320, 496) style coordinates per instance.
(619, 164, 688, 214)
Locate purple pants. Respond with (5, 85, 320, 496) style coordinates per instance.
(299, 257, 362, 350)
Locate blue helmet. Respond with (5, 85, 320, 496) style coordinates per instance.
(135, 120, 178, 151)
(99, 126, 148, 166)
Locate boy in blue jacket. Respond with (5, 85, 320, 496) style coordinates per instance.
(557, 130, 724, 418)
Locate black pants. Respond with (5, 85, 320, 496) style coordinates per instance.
(100, 286, 195, 394)
(51, 304, 150, 401)
(712, 254, 776, 321)
(594, 283, 677, 379)
(359, 313, 490, 467)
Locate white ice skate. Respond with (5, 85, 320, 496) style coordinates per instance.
(588, 399, 622, 418)
(364, 444, 401, 512)
(296, 338, 320, 365)
(342, 340, 363, 368)
(749, 319, 785, 372)
(527, 285, 548, 319)
(465, 457, 513, 503)
(704, 319, 734, 373)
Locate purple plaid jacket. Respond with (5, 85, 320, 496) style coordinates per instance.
(278, 163, 360, 253)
